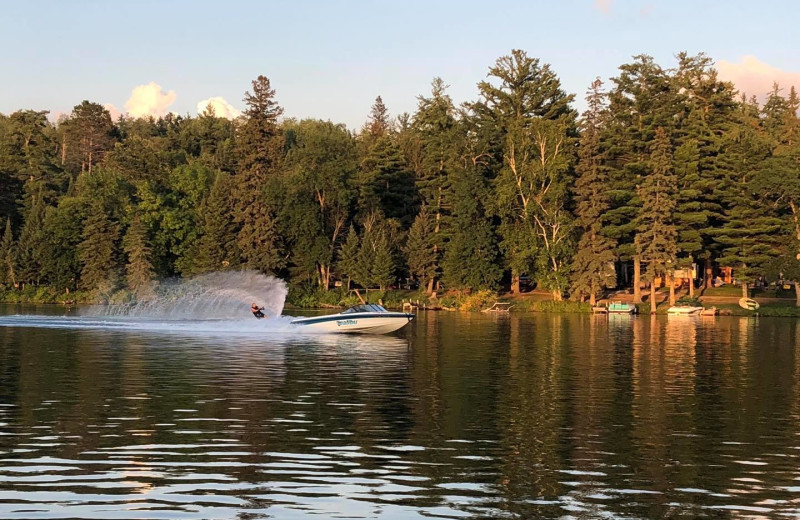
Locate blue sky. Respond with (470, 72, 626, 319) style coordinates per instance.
(2, 0, 797, 128)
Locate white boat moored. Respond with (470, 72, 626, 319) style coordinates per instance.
(667, 306, 704, 315)
(290, 304, 415, 334)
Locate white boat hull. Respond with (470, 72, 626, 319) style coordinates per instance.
(667, 306, 703, 315)
(291, 312, 414, 334)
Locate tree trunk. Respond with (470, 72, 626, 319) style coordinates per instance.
(688, 273, 695, 298)
(426, 277, 434, 294)
(794, 282, 800, 307)
(650, 281, 657, 314)
(552, 289, 562, 301)
(511, 271, 520, 294)
(589, 291, 596, 307)
(320, 265, 330, 290)
(705, 260, 713, 289)
(742, 281, 748, 299)
(633, 256, 642, 303)
(668, 273, 676, 306)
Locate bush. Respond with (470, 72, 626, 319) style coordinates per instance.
(459, 290, 497, 312)
(676, 295, 701, 306)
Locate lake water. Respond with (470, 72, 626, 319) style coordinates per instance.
(0, 306, 799, 518)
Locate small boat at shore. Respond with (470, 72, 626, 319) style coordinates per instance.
(608, 301, 637, 314)
(667, 305, 703, 316)
(738, 298, 760, 310)
(290, 304, 414, 334)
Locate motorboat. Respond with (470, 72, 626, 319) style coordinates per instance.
(607, 301, 637, 314)
(290, 304, 415, 334)
(667, 305, 703, 316)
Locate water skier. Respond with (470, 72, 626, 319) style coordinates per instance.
(251, 302, 266, 319)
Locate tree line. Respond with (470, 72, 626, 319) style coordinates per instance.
(1, 50, 799, 304)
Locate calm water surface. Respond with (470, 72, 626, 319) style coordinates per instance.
(0, 306, 799, 518)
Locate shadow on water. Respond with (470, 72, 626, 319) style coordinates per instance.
(0, 310, 799, 518)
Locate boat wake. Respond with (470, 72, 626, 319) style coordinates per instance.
(0, 314, 299, 336)
(100, 270, 288, 320)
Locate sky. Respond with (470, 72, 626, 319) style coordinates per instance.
(1, 0, 798, 129)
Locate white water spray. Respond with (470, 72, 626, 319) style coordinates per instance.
(101, 270, 288, 320)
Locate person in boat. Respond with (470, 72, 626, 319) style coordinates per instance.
(251, 302, 266, 319)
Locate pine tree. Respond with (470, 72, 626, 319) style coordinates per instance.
(570, 79, 617, 305)
(635, 127, 678, 311)
(405, 208, 438, 290)
(370, 230, 395, 291)
(15, 192, 46, 285)
(671, 53, 739, 292)
(364, 96, 391, 139)
(713, 96, 780, 298)
(123, 215, 155, 298)
(409, 78, 458, 292)
(441, 165, 502, 290)
(605, 55, 677, 302)
(62, 101, 115, 175)
(78, 203, 120, 292)
(336, 225, 360, 290)
(0, 218, 15, 286)
(232, 75, 285, 273)
(358, 135, 417, 227)
(38, 199, 85, 292)
(187, 171, 238, 274)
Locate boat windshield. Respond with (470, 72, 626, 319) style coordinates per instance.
(341, 304, 388, 314)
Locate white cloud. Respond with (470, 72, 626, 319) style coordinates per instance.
(717, 55, 800, 101)
(104, 103, 121, 121)
(196, 96, 241, 119)
(123, 82, 177, 118)
(594, 0, 613, 14)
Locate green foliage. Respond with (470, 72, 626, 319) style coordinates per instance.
(0, 218, 15, 285)
(78, 202, 120, 292)
(457, 290, 497, 311)
(233, 75, 285, 273)
(1, 57, 799, 313)
(123, 215, 155, 298)
(404, 208, 438, 287)
(635, 127, 678, 281)
(570, 78, 617, 303)
(676, 295, 701, 306)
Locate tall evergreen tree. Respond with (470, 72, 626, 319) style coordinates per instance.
(370, 230, 395, 291)
(123, 215, 155, 298)
(409, 78, 458, 292)
(15, 191, 46, 285)
(713, 96, 781, 298)
(38, 198, 86, 291)
(62, 101, 115, 175)
(570, 79, 617, 305)
(78, 202, 120, 293)
(635, 128, 678, 311)
(0, 218, 15, 286)
(233, 75, 285, 273)
(336, 225, 360, 290)
(671, 53, 738, 292)
(606, 55, 677, 302)
(441, 164, 502, 291)
(188, 171, 238, 274)
(405, 208, 438, 289)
